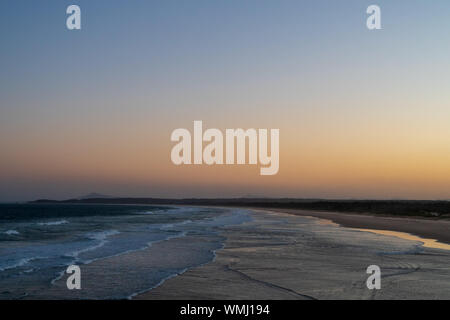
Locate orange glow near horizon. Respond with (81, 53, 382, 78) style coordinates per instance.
(3, 110, 450, 200)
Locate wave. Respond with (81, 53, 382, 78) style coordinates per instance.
(5, 230, 20, 235)
(135, 206, 198, 216)
(129, 239, 226, 300)
(68, 230, 121, 260)
(127, 267, 189, 300)
(0, 256, 47, 272)
(37, 220, 69, 226)
(135, 210, 157, 215)
(165, 207, 202, 215)
(82, 230, 187, 265)
(50, 229, 188, 286)
(50, 230, 121, 285)
(159, 219, 193, 230)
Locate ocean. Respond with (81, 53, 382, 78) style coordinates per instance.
(0, 203, 251, 299)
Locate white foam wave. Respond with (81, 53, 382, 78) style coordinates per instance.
(0, 256, 46, 272)
(159, 219, 193, 230)
(37, 220, 69, 226)
(50, 230, 121, 285)
(5, 230, 20, 235)
(69, 230, 120, 259)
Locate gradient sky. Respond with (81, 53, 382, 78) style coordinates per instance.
(1, 0, 450, 201)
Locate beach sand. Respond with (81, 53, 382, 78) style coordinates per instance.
(136, 209, 450, 300)
(266, 208, 450, 245)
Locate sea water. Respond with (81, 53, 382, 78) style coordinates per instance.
(0, 204, 251, 299)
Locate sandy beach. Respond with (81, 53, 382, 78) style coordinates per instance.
(266, 208, 450, 245)
(136, 209, 450, 300)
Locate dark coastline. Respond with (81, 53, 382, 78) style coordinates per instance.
(30, 198, 450, 219)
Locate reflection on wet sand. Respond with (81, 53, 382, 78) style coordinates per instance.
(256, 209, 450, 251)
(358, 228, 450, 251)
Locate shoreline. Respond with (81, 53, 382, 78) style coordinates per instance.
(24, 201, 450, 244)
(261, 208, 450, 245)
(135, 208, 450, 300)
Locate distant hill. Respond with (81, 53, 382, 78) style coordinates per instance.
(77, 193, 113, 200)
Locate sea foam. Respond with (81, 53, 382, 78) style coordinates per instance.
(37, 220, 69, 226)
(5, 230, 20, 235)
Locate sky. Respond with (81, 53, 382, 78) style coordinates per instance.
(1, 0, 450, 201)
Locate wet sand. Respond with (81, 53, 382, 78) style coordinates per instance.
(136, 209, 450, 300)
(266, 208, 450, 244)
